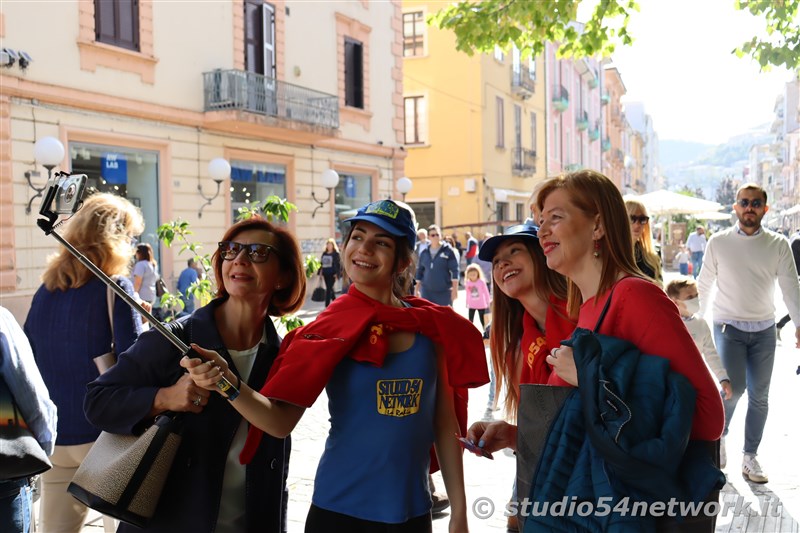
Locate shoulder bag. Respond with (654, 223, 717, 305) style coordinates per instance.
(67, 412, 184, 527)
(0, 377, 52, 480)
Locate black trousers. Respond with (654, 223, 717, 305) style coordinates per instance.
(305, 504, 432, 533)
(468, 308, 486, 328)
(322, 273, 337, 307)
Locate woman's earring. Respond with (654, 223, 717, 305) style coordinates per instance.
(593, 240, 600, 258)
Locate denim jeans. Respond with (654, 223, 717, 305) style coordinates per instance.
(0, 478, 32, 533)
(714, 322, 776, 455)
(690, 251, 704, 279)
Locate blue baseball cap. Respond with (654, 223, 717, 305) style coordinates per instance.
(344, 199, 417, 250)
(478, 223, 539, 261)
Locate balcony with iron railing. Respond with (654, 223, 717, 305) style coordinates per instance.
(601, 137, 611, 152)
(601, 91, 610, 105)
(203, 69, 339, 129)
(576, 110, 589, 131)
(589, 120, 601, 141)
(511, 64, 535, 99)
(512, 146, 537, 176)
(552, 84, 569, 112)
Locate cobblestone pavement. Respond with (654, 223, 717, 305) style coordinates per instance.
(73, 270, 799, 532)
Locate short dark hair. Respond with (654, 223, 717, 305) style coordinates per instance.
(212, 217, 306, 316)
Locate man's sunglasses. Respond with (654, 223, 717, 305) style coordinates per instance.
(737, 198, 764, 209)
(218, 241, 278, 263)
(630, 215, 650, 225)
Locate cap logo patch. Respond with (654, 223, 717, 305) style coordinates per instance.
(365, 201, 399, 219)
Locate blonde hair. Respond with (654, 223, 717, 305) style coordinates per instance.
(465, 263, 484, 281)
(325, 237, 340, 253)
(625, 199, 662, 283)
(42, 193, 145, 291)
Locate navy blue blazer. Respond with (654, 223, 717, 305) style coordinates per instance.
(85, 298, 290, 533)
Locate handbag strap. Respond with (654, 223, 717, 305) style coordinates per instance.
(107, 276, 118, 354)
(592, 282, 620, 333)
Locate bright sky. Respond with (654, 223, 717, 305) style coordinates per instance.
(601, 0, 794, 145)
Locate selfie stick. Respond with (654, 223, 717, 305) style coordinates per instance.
(36, 193, 239, 400)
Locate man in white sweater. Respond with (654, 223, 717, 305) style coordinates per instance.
(698, 183, 800, 484)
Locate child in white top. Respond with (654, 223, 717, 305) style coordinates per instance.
(465, 264, 491, 331)
(674, 245, 691, 276)
(666, 277, 733, 400)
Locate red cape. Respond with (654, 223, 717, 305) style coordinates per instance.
(240, 286, 489, 465)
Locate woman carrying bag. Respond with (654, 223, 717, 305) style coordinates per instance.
(318, 238, 341, 307)
(24, 193, 145, 532)
(84, 217, 306, 532)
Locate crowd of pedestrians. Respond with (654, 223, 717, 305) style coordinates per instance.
(2, 172, 798, 533)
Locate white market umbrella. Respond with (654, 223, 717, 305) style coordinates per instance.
(626, 190, 724, 216)
(693, 210, 734, 221)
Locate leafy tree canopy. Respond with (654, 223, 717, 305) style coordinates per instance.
(430, 0, 800, 70)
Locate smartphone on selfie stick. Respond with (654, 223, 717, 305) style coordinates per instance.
(36, 171, 239, 400)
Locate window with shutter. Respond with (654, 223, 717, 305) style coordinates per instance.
(94, 0, 139, 51)
(344, 38, 364, 109)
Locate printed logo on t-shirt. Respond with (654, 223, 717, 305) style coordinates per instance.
(376, 379, 423, 417)
(470, 286, 479, 298)
(527, 335, 546, 369)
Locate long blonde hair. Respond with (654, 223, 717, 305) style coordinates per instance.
(42, 193, 144, 291)
(625, 199, 662, 283)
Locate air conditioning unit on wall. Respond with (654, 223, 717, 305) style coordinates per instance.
(464, 178, 477, 192)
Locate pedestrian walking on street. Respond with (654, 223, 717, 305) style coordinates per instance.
(86, 216, 306, 532)
(697, 183, 800, 483)
(23, 193, 145, 532)
(675, 245, 691, 276)
(176, 258, 199, 314)
(464, 264, 491, 331)
(318, 237, 341, 307)
(416, 225, 460, 306)
(469, 170, 725, 530)
(686, 225, 707, 279)
(184, 199, 488, 533)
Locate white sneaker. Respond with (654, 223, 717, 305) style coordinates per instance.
(719, 438, 726, 469)
(742, 454, 768, 483)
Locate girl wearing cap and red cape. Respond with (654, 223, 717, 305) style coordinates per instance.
(183, 199, 488, 533)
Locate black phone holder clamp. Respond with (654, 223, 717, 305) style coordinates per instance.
(34, 171, 239, 400)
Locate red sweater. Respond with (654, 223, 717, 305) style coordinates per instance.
(576, 277, 724, 441)
(522, 296, 576, 385)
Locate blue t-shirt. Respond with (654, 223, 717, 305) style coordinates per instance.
(177, 267, 199, 299)
(312, 334, 437, 523)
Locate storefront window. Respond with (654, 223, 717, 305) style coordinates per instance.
(334, 173, 372, 242)
(230, 160, 287, 223)
(69, 142, 160, 260)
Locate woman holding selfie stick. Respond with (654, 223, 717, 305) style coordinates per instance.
(24, 193, 145, 532)
(183, 199, 488, 532)
(85, 216, 306, 532)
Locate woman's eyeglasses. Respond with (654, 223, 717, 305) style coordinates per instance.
(737, 198, 764, 209)
(630, 215, 650, 225)
(218, 241, 278, 263)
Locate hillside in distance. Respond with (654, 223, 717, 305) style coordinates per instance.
(659, 125, 772, 200)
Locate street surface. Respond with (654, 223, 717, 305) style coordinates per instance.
(72, 270, 799, 532)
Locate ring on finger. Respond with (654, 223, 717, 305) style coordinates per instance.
(551, 347, 560, 359)
(192, 395, 202, 406)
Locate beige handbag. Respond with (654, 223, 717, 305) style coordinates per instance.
(68, 412, 184, 527)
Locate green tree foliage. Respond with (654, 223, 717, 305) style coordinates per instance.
(430, 0, 800, 69)
(716, 177, 738, 206)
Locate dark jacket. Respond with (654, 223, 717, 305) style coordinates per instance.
(319, 250, 341, 277)
(415, 242, 460, 293)
(84, 299, 290, 533)
(525, 328, 724, 532)
(25, 277, 141, 445)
